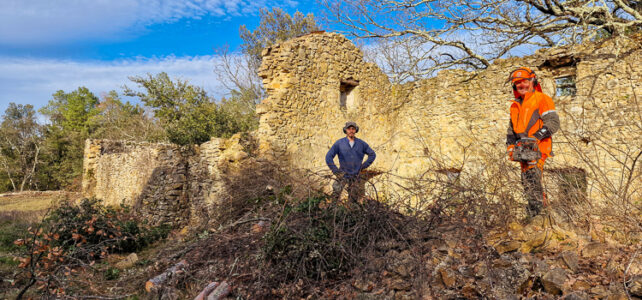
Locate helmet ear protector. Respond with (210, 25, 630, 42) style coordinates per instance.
(508, 67, 541, 96)
(508, 67, 538, 90)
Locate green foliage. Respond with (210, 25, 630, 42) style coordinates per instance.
(104, 267, 120, 280)
(218, 91, 259, 135)
(0, 219, 30, 252)
(0, 103, 42, 192)
(43, 198, 170, 255)
(37, 88, 100, 190)
(14, 199, 169, 299)
(90, 91, 166, 142)
(124, 72, 219, 145)
(125, 72, 257, 145)
(0, 255, 18, 266)
(13, 198, 170, 298)
(262, 195, 385, 281)
(240, 8, 320, 64)
(40, 87, 100, 134)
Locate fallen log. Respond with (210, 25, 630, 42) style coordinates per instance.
(194, 281, 219, 300)
(145, 260, 188, 292)
(206, 281, 231, 300)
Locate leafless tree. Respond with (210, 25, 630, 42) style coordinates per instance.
(362, 35, 441, 83)
(213, 46, 265, 110)
(323, 0, 642, 78)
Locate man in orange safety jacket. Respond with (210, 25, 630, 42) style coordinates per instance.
(506, 67, 560, 218)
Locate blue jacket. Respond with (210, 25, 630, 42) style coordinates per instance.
(325, 137, 376, 177)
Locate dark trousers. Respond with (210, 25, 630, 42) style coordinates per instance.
(332, 176, 365, 202)
(521, 166, 544, 217)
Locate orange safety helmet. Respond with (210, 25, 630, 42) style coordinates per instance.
(508, 67, 542, 98)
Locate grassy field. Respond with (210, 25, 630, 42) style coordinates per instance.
(0, 191, 78, 213)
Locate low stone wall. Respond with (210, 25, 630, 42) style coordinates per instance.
(82, 136, 251, 227)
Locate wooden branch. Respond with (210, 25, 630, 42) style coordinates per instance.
(145, 260, 188, 293)
(206, 281, 231, 300)
(193, 282, 219, 300)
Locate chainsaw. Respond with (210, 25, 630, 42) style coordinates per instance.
(513, 138, 541, 163)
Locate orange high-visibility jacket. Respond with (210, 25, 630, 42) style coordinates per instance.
(508, 90, 556, 163)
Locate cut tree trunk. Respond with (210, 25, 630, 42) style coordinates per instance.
(194, 282, 219, 300)
(206, 281, 231, 300)
(145, 260, 188, 292)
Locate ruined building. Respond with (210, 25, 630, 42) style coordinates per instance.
(83, 32, 642, 226)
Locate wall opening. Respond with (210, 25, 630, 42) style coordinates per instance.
(555, 76, 577, 97)
(340, 79, 359, 110)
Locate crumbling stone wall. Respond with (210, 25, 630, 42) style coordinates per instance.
(82, 135, 250, 227)
(257, 32, 641, 203)
(82, 33, 640, 225)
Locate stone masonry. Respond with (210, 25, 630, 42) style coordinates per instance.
(83, 32, 641, 225)
(82, 136, 248, 227)
(256, 32, 641, 204)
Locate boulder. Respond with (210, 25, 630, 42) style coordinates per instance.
(438, 268, 456, 288)
(520, 231, 548, 253)
(560, 251, 579, 273)
(572, 280, 592, 290)
(541, 268, 567, 295)
(115, 253, 138, 269)
(495, 240, 522, 254)
(581, 242, 610, 258)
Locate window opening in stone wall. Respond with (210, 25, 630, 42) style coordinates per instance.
(340, 79, 359, 109)
(555, 76, 577, 97)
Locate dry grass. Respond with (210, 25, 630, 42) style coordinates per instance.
(0, 191, 78, 214)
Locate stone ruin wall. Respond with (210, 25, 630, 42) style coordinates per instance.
(82, 136, 249, 227)
(256, 32, 642, 203)
(82, 32, 641, 226)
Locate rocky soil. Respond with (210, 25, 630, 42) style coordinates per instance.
(104, 205, 641, 300)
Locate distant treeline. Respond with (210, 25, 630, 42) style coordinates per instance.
(0, 8, 321, 193)
(0, 75, 257, 193)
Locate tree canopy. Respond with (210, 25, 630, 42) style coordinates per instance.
(215, 8, 321, 110)
(325, 0, 642, 79)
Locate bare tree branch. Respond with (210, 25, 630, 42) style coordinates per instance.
(323, 0, 642, 79)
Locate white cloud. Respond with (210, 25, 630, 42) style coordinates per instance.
(0, 55, 230, 113)
(0, 0, 296, 45)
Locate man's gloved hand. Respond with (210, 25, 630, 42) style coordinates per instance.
(507, 144, 516, 161)
(333, 171, 345, 180)
(533, 126, 551, 141)
(536, 159, 545, 170)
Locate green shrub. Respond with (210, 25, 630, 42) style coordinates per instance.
(262, 195, 401, 282)
(12, 198, 170, 298)
(43, 198, 170, 257)
(104, 267, 120, 280)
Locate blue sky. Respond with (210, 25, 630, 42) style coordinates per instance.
(0, 0, 320, 114)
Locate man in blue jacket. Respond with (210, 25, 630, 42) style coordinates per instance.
(325, 121, 376, 202)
